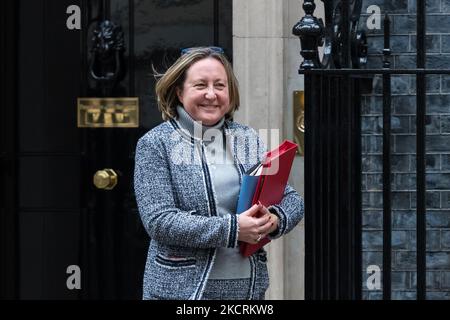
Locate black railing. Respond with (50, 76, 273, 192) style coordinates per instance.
(381, 13, 392, 300)
(293, 0, 442, 300)
(415, 0, 427, 301)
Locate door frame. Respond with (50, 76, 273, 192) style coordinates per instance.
(0, 0, 19, 299)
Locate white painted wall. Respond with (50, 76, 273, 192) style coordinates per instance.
(232, 0, 327, 299)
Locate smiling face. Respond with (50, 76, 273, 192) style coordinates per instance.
(176, 57, 230, 126)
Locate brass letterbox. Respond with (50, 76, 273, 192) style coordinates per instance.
(77, 97, 139, 128)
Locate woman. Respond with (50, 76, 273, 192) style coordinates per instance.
(134, 47, 304, 300)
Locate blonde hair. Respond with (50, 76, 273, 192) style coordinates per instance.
(155, 47, 240, 121)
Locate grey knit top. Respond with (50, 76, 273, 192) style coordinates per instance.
(134, 111, 304, 299)
(175, 106, 251, 279)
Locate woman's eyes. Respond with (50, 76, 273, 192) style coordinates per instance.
(193, 83, 226, 89)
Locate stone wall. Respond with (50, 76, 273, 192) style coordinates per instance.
(233, 0, 305, 299)
(361, 0, 450, 299)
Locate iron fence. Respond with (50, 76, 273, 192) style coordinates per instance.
(293, 0, 450, 300)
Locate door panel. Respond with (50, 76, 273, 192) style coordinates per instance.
(19, 157, 81, 208)
(6, 0, 232, 299)
(19, 211, 81, 299)
(16, 0, 82, 300)
(18, 0, 81, 153)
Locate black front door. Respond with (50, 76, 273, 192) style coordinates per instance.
(1, 0, 232, 299)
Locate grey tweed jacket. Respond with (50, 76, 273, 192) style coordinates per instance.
(134, 118, 304, 300)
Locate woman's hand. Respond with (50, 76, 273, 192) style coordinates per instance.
(237, 203, 274, 244)
(256, 205, 280, 235)
(266, 212, 279, 235)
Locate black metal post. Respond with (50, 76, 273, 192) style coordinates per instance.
(332, 75, 341, 298)
(103, 0, 110, 20)
(0, 0, 18, 299)
(293, 0, 322, 299)
(294, 0, 364, 300)
(304, 74, 316, 299)
(324, 74, 332, 297)
(416, 0, 427, 301)
(341, 0, 350, 68)
(352, 76, 363, 300)
(339, 74, 350, 298)
(327, 75, 337, 298)
(382, 14, 392, 300)
(318, 75, 325, 298)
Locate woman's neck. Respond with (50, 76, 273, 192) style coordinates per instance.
(176, 105, 225, 138)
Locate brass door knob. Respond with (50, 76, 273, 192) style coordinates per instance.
(93, 169, 118, 190)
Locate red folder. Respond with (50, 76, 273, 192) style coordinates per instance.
(239, 140, 298, 257)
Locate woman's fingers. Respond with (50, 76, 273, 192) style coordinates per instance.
(242, 203, 263, 217)
(257, 217, 273, 234)
(254, 207, 271, 225)
(258, 204, 271, 216)
(237, 204, 275, 243)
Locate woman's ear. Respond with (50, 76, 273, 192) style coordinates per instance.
(176, 87, 183, 104)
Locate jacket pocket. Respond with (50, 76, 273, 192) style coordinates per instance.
(155, 253, 197, 269)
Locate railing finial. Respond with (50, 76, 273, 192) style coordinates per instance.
(292, 0, 324, 70)
(303, 0, 316, 14)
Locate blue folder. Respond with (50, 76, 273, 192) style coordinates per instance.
(236, 163, 262, 214)
(236, 175, 260, 214)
